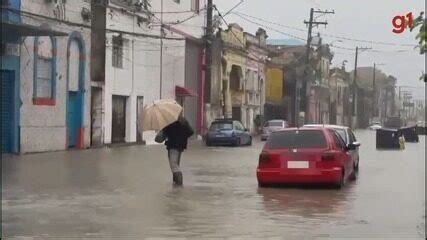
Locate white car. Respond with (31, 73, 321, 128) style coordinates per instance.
(261, 120, 288, 141)
(369, 124, 382, 130)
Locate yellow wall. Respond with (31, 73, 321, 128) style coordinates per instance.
(266, 68, 283, 102)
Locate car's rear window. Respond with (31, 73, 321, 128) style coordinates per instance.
(210, 122, 233, 131)
(265, 121, 283, 127)
(265, 130, 327, 149)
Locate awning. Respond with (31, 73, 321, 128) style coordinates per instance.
(175, 86, 197, 97)
(1, 21, 68, 36)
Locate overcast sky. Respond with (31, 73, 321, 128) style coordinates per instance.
(214, 0, 426, 99)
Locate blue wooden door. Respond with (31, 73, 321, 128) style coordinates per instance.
(67, 91, 81, 148)
(1, 70, 15, 153)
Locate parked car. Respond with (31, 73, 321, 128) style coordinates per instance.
(261, 120, 289, 141)
(205, 119, 252, 147)
(304, 124, 361, 170)
(257, 127, 359, 188)
(369, 124, 383, 130)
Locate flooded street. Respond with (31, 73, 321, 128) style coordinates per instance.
(2, 130, 425, 239)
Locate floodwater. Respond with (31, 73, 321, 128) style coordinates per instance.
(2, 130, 425, 239)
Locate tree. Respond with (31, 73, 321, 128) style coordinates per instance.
(410, 12, 426, 82)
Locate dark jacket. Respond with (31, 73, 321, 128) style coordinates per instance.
(163, 118, 194, 151)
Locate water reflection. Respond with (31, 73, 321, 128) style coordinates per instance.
(257, 184, 354, 220)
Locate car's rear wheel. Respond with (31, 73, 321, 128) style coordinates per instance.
(206, 140, 212, 147)
(335, 169, 346, 189)
(355, 158, 360, 171)
(350, 166, 357, 181)
(248, 137, 252, 146)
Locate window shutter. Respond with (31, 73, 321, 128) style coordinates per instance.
(37, 58, 53, 98)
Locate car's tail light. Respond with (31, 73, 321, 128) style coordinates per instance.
(321, 152, 336, 161)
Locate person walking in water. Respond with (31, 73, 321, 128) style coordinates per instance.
(156, 114, 194, 185)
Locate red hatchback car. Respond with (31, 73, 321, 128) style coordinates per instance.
(257, 127, 358, 188)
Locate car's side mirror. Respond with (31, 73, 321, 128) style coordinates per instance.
(347, 142, 361, 151)
(244, 128, 249, 132)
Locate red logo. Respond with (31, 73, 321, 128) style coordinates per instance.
(392, 12, 413, 34)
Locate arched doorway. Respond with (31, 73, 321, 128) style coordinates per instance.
(66, 32, 85, 148)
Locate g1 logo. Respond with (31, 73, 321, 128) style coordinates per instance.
(392, 12, 413, 34)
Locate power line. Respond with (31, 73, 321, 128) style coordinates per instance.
(330, 44, 417, 53)
(2, 7, 185, 41)
(233, 10, 417, 56)
(233, 12, 307, 33)
(213, 6, 266, 61)
(233, 11, 418, 48)
(233, 12, 306, 41)
(213, 5, 249, 46)
(150, 8, 207, 14)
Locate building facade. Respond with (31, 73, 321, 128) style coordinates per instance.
(265, 45, 307, 126)
(101, 0, 205, 145)
(308, 43, 333, 124)
(1, 0, 22, 153)
(208, 24, 267, 132)
(1, 0, 92, 153)
(330, 67, 351, 126)
(244, 29, 268, 132)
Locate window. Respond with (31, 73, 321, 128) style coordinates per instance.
(330, 130, 346, 150)
(34, 36, 55, 105)
(210, 122, 233, 131)
(349, 130, 357, 143)
(333, 129, 347, 144)
(265, 121, 283, 127)
(112, 36, 123, 68)
(191, 0, 199, 12)
(266, 130, 327, 149)
(234, 121, 245, 131)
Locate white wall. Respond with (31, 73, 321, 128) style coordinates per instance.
(20, 0, 91, 153)
(151, 0, 206, 38)
(104, 2, 194, 144)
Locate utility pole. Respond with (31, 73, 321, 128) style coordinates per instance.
(351, 46, 371, 128)
(372, 63, 376, 120)
(204, 0, 213, 104)
(352, 46, 359, 122)
(300, 8, 334, 126)
(159, 0, 164, 99)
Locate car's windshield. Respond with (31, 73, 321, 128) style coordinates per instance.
(265, 121, 283, 127)
(266, 130, 327, 149)
(210, 122, 233, 131)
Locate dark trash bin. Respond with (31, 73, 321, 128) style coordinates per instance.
(376, 128, 404, 150)
(399, 126, 419, 143)
(416, 125, 426, 135)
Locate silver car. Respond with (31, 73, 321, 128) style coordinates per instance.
(261, 120, 288, 141)
(304, 124, 361, 171)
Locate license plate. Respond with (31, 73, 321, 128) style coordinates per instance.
(287, 161, 309, 169)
